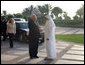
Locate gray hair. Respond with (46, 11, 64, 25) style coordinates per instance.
(31, 14, 37, 20)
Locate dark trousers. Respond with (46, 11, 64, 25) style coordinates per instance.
(29, 38, 39, 57)
(8, 33, 14, 48)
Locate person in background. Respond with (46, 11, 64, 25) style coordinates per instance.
(6, 18, 16, 48)
(1, 17, 7, 41)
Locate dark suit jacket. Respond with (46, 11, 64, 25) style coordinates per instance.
(1, 20, 7, 32)
(28, 19, 41, 39)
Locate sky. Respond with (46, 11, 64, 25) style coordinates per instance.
(1, 1, 84, 19)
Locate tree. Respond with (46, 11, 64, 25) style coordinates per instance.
(76, 5, 84, 20)
(6, 14, 14, 21)
(44, 4, 52, 14)
(57, 16, 62, 20)
(37, 4, 52, 25)
(63, 11, 71, 20)
(51, 7, 62, 19)
(3, 10, 7, 16)
(22, 5, 34, 20)
(14, 13, 23, 18)
(38, 4, 52, 15)
(73, 15, 79, 21)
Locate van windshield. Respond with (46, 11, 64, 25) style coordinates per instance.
(14, 18, 25, 21)
(14, 19, 21, 21)
(19, 23, 28, 29)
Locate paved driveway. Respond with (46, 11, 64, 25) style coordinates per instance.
(55, 27, 84, 34)
(1, 40, 84, 64)
(1, 27, 84, 64)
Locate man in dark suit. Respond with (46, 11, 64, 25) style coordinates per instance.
(1, 17, 7, 41)
(26, 14, 41, 59)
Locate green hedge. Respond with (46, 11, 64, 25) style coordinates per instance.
(54, 20, 84, 28)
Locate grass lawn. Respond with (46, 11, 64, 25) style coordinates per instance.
(55, 34, 84, 44)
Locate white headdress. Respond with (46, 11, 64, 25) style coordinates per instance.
(45, 14, 55, 27)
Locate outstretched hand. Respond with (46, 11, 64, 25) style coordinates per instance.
(39, 28, 43, 32)
(26, 32, 29, 36)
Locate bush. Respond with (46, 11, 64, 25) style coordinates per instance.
(54, 19, 84, 28)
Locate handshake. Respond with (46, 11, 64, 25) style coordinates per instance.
(26, 28, 43, 36)
(39, 27, 43, 32)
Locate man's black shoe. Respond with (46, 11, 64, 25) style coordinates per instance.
(30, 56, 39, 59)
(30, 57, 34, 59)
(34, 56, 39, 58)
(10, 47, 13, 48)
(3, 39, 6, 41)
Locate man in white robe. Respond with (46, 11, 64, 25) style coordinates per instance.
(44, 14, 57, 60)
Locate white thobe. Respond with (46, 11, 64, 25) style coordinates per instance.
(45, 17, 56, 59)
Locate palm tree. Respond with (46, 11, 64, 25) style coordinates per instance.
(37, 4, 52, 25)
(51, 7, 62, 19)
(22, 5, 34, 20)
(38, 4, 52, 15)
(73, 15, 79, 21)
(76, 5, 84, 20)
(63, 11, 71, 20)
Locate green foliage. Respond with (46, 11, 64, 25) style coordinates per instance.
(76, 5, 84, 16)
(1, 4, 84, 26)
(63, 12, 71, 20)
(76, 5, 84, 21)
(54, 19, 84, 28)
(3, 10, 7, 16)
(73, 15, 79, 20)
(6, 14, 14, 21)
(51, 7, 62, 19)
(13, 13, 24, 18)
(38, 4, 51, 15)
(22, 5, 34, 20)
(37, 4, 52, 25)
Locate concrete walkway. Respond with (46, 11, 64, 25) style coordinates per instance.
(1, 27, 84, 64)
(1, 40, 84, 64)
